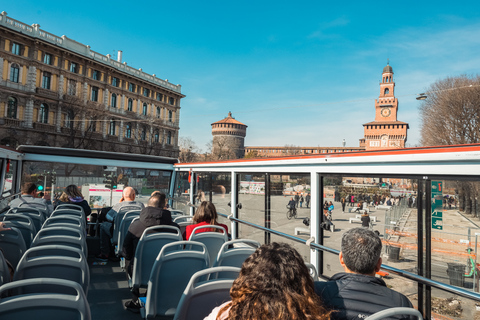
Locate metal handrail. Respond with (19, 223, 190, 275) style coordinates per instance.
(218, 212, 480, 302)
(0, 192, 22, 201)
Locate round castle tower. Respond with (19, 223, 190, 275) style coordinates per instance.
(211, 112, 247, 159)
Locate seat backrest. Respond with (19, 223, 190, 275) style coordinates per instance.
(2, 214, 37, 248)
(15, 203, 48, 220)
(115, 212, 140, 256)
(42, 215, 85, 230)
(13, 245, 90, 295)
(132, 225, 183, 289)
(55, 203, 85, 213)
(50, 209, 86, 223)
(189, 225, 228, 267)
(0, 227, 27, 269)
(7, 208, 45, 232)
(31, 227, 87, 257)
(145, 241, 210, 319)
(211, 239, 259, 279)
(173, 215, 193, 223)
(174, 266, 240, 320)
(112, 207, 141, 245)
(177, 221, 193, 237)
(0, 278, 91, 320)
(0, 249, 11, 286)
(364, 307, 423, 320)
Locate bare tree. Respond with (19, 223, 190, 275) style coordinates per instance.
(419, 74, 480, 219)
(62, 95, 105, 149)
(419, 75, 480, 146)
(178, 137, 199, 163)
(284, 144, 302, 155)
(211, 136, 237, 160)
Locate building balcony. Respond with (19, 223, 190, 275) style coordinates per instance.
(36, 87, 59, 99)
(33, 122, 56, 132)
(0, 80, 29, 92)
(1, 118, 24, 127)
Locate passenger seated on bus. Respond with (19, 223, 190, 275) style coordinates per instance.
(9, 182, 53, 214)
(55, 185, 91, 221)
(123, 192, 179, 313)
(314, 228, 414, 320)
(183, 201, 228, 240)
(204, 242, 331, 320)
(97, 186, 144, 260)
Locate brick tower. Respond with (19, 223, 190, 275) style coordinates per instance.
(211, 112, 247, 159)
(360, 63, 409, 150)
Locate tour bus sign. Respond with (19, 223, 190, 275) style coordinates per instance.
(431, 181, 443, 230)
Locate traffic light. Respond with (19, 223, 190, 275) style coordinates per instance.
(103, 174, 117, 189)
(37, 175, 44, 192)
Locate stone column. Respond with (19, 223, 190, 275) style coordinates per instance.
(83, 82, 88, 104)
(81, 112, 86, 134)
(149, 126, 153, 146)
(120, 94, 125, 113)
(137, 99, 141, 115)
(26, 66, 37, 93)
(24, 99, 34, 128)
(58, 75, 64, 99)
(104, 88, 109, 109)
(102, 116, 107, 138)
(119, 120, 124, 142)
(56, 105, 62, 132)
(0, 58, 3, 81)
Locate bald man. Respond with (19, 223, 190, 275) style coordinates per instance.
(97, 187, 145, 261)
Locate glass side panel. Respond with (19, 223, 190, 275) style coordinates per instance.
(430, 179, 480, 294)
(172, 171, 190, 214)
(430, 287, 476, 319)
(22, 161, 172, 208)
(237, 173, 266, 243)
(320, 175, 419, 301)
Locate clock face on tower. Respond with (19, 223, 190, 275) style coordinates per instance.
(381, 107, 391, 117)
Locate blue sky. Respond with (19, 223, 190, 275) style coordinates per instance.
(6, 2, 480, 152)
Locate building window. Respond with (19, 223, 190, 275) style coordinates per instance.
(68, 79, 77, 95)
(142, 103, 148, 116)
(167, 131, 172, 144)
(168, 97, 175, 105)
(168, 110, 173, 122)
(156, 107, 160, 118)
(127, 98, 133, 111)
(43, 53, 52, 65)
(39, 103, 49, 124)
(70, 62, 78, 73)
(91, 87, 99, 101)
(156, 93, 163, 101)
(42, 72, 51, 90)
(109, 120, 116, 135)
(10, 64, 20, 83)
(7, 97, 17, 119)
(12, 42, 21, 55)
(111, 93, 117, 108)
(384, 88, 390, 94)
(65, 110, 74, 129)
(141, 127, 146, 141)
(112, 77, 119, 87)
(154, 130, 159, 143)
(143, 88, 149, 97)
(125, 123, 132, 139)
(128, 83, 136, 92)
(92, 70, 99, 80)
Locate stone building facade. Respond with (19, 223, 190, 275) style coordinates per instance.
(211, 112, 247, 159)
(359, 63, 408, 150)
(0, 12, 184, 157)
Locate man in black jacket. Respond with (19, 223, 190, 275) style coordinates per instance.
(315, 228, 414, 320)
(122, 192, 179, 313)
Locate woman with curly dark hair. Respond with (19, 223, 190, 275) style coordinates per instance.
(204, 242, 331, 320)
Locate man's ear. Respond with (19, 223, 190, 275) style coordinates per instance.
(339, 252, 346, 267)
(374, 257, 382, 273)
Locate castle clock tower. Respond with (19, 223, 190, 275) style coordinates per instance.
(360, 63, 409, 151)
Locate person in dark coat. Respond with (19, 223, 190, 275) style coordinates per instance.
(315, 228, 414, 320)
(122, 192, 179, 313)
